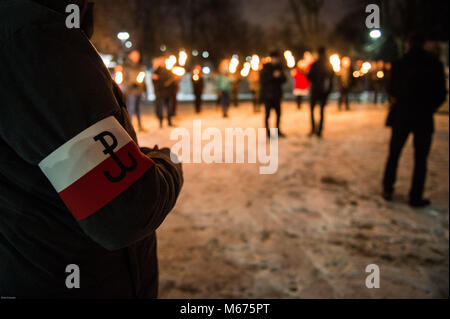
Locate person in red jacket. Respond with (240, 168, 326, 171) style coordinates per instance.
(291, 53, 312, 110)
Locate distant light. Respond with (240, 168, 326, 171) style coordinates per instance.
(245, 56, 252, 62)
(117, 32, 130, 41)
(172, 66, 186, 77)
(251, 54, 260, 71)
(100, 54, 113, 68)
(330, 54, 341, 73)
(284, 50, 293, 59)
(115, 71, 123, 85)
(202, 51, 209, 59)
(160, 44, 167, 52)
(353, 71, 360, 78)
(165, 55, 177, 70)
(262, 56, 272, 64)
(125, 41, 132, 48)
(362, 62, 372, 74)
(240, 62, 251, 77)
(178, 50, 188, 67)
(192, 50, 199, 57)
(193, 74, 200, 81)
(136, 71, 146, 83)
(229, 55, 240, 74)
(377, 71, 385, 79)
(284, 50, 296, 68)
(369, 29, 382, 39)
(202, 66, 211, 75)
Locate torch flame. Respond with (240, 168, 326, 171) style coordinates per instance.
(251, 54, 260, 71)
(165, 55, 177, 70)
(330, 54, 341, 73)
(178, 50, 188, 67)
(136, 71, 146, 83)
(284, 50, 296, 68)
(240, 62, 251, 77)
(172, 66, 186, 77)
(229, 55, 240, 74)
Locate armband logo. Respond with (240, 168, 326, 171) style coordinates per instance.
(39, 116, 153, 221)
(94, 131, 137, 183)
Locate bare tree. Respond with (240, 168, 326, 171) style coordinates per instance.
(287, 0, 326, 49)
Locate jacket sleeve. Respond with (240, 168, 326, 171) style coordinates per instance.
(0, 19, 183, 251)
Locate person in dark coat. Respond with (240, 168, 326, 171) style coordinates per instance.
(260, 51, 287, 138)
(307, 47, 334, 138)
(0, 0, 183, 298)
(382, 35, 447, 207)
(192, 65, 204, 114)
(152, 57, 175, 128)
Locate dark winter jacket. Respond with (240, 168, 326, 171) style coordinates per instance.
(0, 0, 183, 298)
(387, 47, 447, 133)
(260, 62, 287, 101)
(308, 57, 334, 98)
(153, 67, 175, 100)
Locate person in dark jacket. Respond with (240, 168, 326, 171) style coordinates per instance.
(191, 65, 204, 114)
(0, 0, 183, 298)
(260, 51, 287, 138)
(307, 47, 334, 138)
(382, 35, 447, 207)
(152, 57, 175, 128)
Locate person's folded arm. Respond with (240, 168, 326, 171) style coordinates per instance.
(0, 16, 183, 251)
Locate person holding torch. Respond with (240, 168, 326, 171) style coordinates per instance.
(123, 50, 147, 132)
(192, 65, 205, 114)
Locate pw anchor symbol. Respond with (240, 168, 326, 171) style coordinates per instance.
(94, 131, 137, 183)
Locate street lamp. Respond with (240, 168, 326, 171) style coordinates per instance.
(117, 32, 130, 41)
(369, 29, 382, 39)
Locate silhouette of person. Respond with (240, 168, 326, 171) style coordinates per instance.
(260, 51, 287, 138)
(192, 65, 204, 113)
(383, 34, 447, 207)
(337, 56, 353, 111)
(307, 47, 334, 138)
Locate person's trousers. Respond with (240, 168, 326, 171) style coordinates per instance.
(383, 126, 433, 201)
(296, 95, 305, 109)
(127, 94, 142, 127)
(220, 91, 230, 117)
(194, 93, 202, 113)
(171, 94, 178, 117)
(264, 98, 282, 131)
(338, 88, 350, 110)
(155, 97, 172, 126)
(232, 88, 239, 106)
(251, 90, 261, 112)
(310, 95, 327, 136)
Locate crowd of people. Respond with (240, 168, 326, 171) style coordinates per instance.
(115, 38, 447, 208)
(0, 0, 447, 299)
(115, 47, 395, 140)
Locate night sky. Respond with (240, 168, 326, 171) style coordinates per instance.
(242, 0, 352, 30)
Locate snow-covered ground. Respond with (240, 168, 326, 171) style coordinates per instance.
(136, 101, 449, 299)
